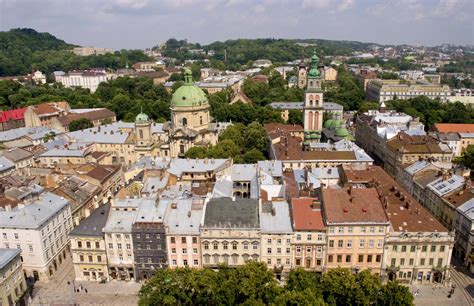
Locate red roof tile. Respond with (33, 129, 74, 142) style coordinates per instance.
(0, 108, 26, 123)
(433, 124, 474, 133)
(291, 198, 325, 231)
(322, 187, 389, 224)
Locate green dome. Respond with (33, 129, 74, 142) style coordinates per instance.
(335, 127, 350, 137)
(135, 112, 150, 124)
(324, 119, 343, 129)
(308, 51, 321, 78)
(171, 68, 208, 107)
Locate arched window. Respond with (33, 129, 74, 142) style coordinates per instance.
(200, 116, 203, 125)
(182, 117, 187, 127)
(139, 130, 143, 139)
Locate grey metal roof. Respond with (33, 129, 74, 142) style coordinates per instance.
(323, 102, 344, 110)
(212, 179, 233, 198)
(135, 197, 166, 223)
(40, 148, 86, 157)
(0, 126, 57, 142)
(457, 198, 474, 221)
(427, 174, 465, 197)
(232, 164, 257, 181)
(164, 198, 203, 234)
(69, 204, 111, 237)
(1, 147, 33, 163)
(0, 192, 69, 229)
(103, 209, 137, 233)
(203, 198, 259, 229)
(269, 102, 304, 110)
(168, 158, 229, 176)
(0, 156, 15, 173)
(260, 201, 293, 233)
(0, 249, 20, 270)
(405, 160, 430, 175)
(66, 121, 131, 144)
(129, 157, 171, 171)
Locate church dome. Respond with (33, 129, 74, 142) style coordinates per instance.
(335, 127, 350, 137)
(324, 119, 343, 129)
(171, 68, 208, 107)
(135, 112, 150, 124)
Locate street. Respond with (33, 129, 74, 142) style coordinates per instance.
(29, 257, 140, 306)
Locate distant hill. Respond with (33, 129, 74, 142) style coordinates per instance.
(0, 28, 74, 53)
(0, 28, 150, 77)
(160, 38, 377, 68)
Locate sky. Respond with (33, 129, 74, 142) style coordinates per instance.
(0, 0, 473, 49)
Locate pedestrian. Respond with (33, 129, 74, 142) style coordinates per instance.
(85, 289, 88, 293)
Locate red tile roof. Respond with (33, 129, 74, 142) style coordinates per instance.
(341, 164, 447, 232)
(0, 108, 26, 123)
(433, 124, 474, 133)
(291, 198, 325, 231)
(322, 187, 389, 224)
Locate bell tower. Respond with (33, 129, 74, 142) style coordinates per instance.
(304, 51, 324, 132)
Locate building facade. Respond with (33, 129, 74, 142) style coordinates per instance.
(0, 249, 27, 306)
(70, 204, 110, 282)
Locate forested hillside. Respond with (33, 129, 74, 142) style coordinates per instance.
(0, 28, 151, 77)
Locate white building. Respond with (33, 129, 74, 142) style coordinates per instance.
(0, 191, 73, 281)
(54, 70, 114, 93)
(104, 199, 137, 281)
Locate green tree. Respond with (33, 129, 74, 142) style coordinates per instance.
(455, 145, 474, 178)
(208, 139, 240, 159)
(242, 149, 265, 163)
(288, 109, 303, 125)
(68, 118, 93, 131)
(274, 289, 326, 306)
(378, 281, 414, 306)
(244, 122, 268, 153)
(184, 147, 208, 159)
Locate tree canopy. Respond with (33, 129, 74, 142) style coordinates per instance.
(0, 28, 151, 76)
(185, 122, 268, 163)
(388, 96, 474, 129)
(68, 118, 93, 132)
(138, 263, 414, 306)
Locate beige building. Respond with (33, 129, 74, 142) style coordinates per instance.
(73, 47, 114, 56)
(366, 79, 451, 103)
(201, 199, 260, 267)
(385, 133, 452, 177)
(290, 198, 326, 272)
(260, 201, 294, 279)
(324, 67, 338, 81)
(165, 198, 204, 268)
(341, 165, 455, 284)
(322, 187, 389, 275)
(70, 204, 110, 282)
(0, 249, 27, 306)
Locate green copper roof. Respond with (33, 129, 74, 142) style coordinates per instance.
(171, 68, 208, 107)
(335, 127, 350, 137)
(135, 112, 150, 124)
(324, 119, 343, 129)
(308, 51, 321, 78)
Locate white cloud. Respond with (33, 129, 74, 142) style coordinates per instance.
(301, 0, 330, 9)
(337, 0, 354, 12)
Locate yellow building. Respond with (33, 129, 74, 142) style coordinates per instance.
(70, 204, 111, 282)
(322, 187, 390, 275)
(0, 249, 27, 306)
